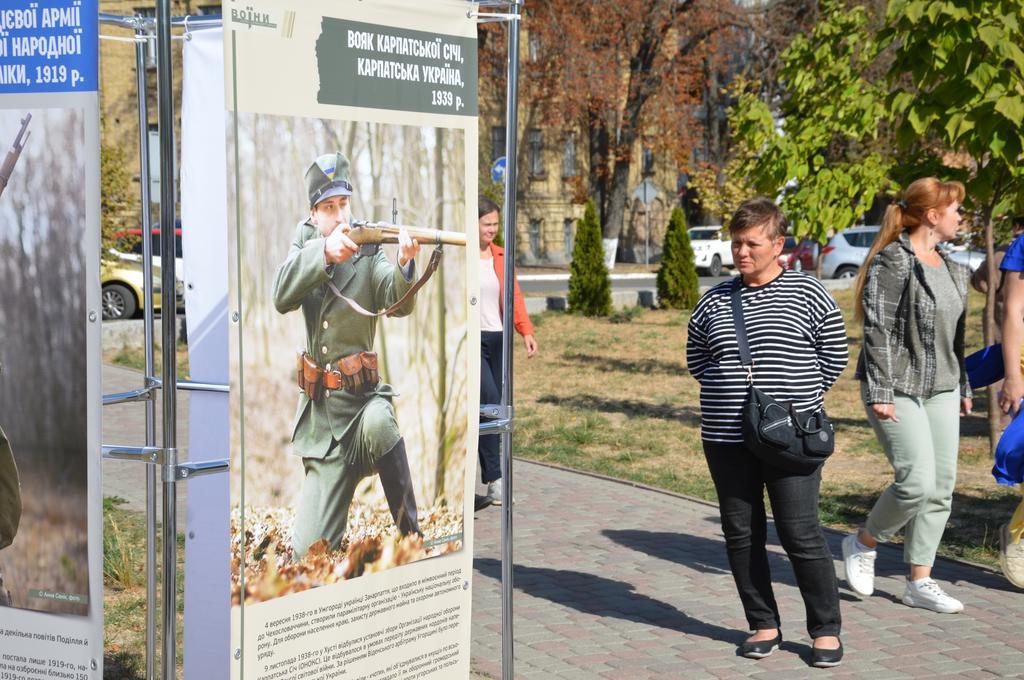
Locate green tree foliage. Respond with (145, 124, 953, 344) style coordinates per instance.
(568, 200, 612, 316)
(656, 208, 699, 309)
(100, 139, 135, 262)
(881, 0, 1024, 339)
(730, 0, 892, 241)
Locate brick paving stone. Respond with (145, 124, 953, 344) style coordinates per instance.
(470, 460, 1024, 678)
(102, 363, 190, 511)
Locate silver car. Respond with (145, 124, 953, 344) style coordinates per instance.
(939, 242, 985, 272)
(821, 226, 880, 279)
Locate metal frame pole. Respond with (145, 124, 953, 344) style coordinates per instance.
(499, 3, 522, 680)
(133, 27, 159, 680)
(154, 1, 179, 678)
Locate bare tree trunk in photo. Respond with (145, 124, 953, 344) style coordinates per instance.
(0, 567, 11, 607)
(982, 203, 1000, 454)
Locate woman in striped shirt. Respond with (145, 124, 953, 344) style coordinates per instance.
(687, 197, 848, 667)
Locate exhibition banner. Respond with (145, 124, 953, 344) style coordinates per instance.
(225, 1, 479, 678)
(0, 0, 103, 676)
(181, 26, 232, 680)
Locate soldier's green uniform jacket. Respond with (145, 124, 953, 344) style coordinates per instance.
(0, 422, 21, 551)
(272, 219, 416, 462)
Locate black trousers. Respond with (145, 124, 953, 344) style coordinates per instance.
(479, 331, 503, 483)
(703, 442, 841, 639)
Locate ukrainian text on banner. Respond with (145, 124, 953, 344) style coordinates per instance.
(0, 0, 103, 676)
(224, 1, 479, 678)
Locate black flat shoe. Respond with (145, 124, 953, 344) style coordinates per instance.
(811, 640, 843, 668)
(739, 632, 781, 659)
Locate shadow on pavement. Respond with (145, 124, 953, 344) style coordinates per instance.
(603, 528, 803, 587)
(473, 557, 746, 646)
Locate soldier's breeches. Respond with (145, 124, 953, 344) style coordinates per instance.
(340, 396, 402, 468)
(292, 447, 368, 558)
(292, 397, 402, 557)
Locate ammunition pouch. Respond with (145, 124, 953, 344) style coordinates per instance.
(297, 350, 380, 399)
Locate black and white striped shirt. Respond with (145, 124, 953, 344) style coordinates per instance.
(686, 270, 849, 444)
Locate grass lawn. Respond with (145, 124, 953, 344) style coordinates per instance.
(104, 341, 190, 381)
(513, 287, 1022, 568)
(103, 497, 184, 679)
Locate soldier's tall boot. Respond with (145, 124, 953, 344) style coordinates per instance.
(376, 439, 421, 536)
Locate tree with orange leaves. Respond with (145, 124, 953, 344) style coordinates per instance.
(481, 0, 757, 242)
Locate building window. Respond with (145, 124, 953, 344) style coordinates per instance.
(134, 7, 157, 69)
(528, 34, 542, 62)
(562, 132, 577, 178)
(529, 219, 542, 258)
(197, 5, 221, 15)
(527, 129, 543, 178)
(564, 218, 575, 256)
(490, 126, 506, 162)
(642, 147, 655, 176)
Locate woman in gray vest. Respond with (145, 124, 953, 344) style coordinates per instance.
(844, 177, 971, 613)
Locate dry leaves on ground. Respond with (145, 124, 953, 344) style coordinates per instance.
(231, 504, 463, 604)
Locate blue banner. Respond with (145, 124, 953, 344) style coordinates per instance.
(0, 0, 98, 94)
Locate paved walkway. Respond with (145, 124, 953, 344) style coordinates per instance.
(103, 362, 1024, 678)
(102, 362, 189, 511)
(470, 461, 1024, 679)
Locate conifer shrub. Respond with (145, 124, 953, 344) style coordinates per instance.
(656, 207, 699, 309)
(568, 200, 612, 316)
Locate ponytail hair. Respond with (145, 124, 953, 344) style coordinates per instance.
(854, 177, 965, 320)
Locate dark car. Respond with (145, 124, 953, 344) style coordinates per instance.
(787, 238, 823, 272)
(776, 236, 798, 268)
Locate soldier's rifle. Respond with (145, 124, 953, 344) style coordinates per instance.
(348, 220, 467, 248)
(0, 114, 31, 201)
(327, 220, 466, 317)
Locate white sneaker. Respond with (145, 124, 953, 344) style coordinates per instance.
(999, 523, 1024, 589)
(902, 578, 964, 613)
(842, 533, 876, 596)
(486, 480, 503, 506)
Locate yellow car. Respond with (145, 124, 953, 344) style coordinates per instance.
(100, 257, 183, 321)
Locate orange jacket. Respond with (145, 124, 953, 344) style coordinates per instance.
(488, 243, 534, 337)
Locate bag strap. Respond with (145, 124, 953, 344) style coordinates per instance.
(327, 246, 443, 318)
(730, 279, 754, 383)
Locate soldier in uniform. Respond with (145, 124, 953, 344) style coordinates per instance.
(0, 362, 22, 607)
(273, 152, 423, 558)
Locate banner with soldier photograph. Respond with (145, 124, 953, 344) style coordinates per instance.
(225, 1, 478, 677)
(0, 0, 103, 675)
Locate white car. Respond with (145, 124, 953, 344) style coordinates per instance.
(688, 226, 733, 276)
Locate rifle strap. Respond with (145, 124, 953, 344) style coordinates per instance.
(327, 246, 443, 317)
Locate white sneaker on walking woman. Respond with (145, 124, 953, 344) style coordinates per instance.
(842, 533, 876, 596)
(902, 577, 963, 613)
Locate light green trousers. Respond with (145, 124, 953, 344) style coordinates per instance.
(862, 385, 960, 567)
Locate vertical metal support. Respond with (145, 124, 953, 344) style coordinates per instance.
(500, 3, 522, 680)
(154, 2, 179, 678)
(133, 29, 158, 680)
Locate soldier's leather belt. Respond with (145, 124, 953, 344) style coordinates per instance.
(297, 350, 379, 400)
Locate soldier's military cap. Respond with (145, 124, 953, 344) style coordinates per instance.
(306, 152, 353, 208)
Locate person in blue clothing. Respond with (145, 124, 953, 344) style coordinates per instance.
(992, 215, 1024, 588)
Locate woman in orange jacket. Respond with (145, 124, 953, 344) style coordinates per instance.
(477, 197, 537, 508)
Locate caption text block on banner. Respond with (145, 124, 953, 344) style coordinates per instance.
(0, 1, 99, 94)
(316, 18, 478, 117)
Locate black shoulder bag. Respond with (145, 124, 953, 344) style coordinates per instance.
(730, 280, 835, 474)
